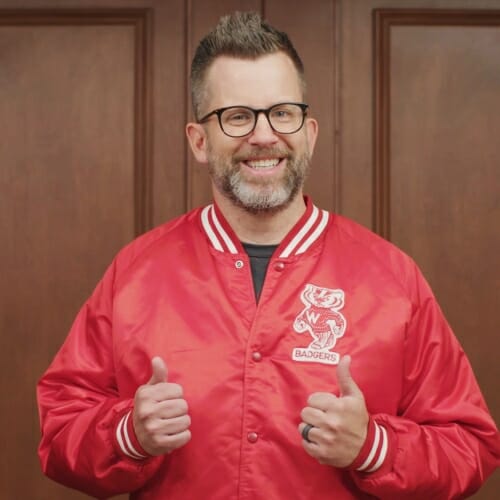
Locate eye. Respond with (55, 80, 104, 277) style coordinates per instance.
(270, 106, 295, 122)
(223, 108, 253, 126)
(273, 109, 291, 117)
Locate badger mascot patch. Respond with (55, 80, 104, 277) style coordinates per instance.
(292, 283, 347, 365)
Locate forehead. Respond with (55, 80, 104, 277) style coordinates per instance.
(204, 52, 303, 109)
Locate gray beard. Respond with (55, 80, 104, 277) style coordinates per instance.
(208, 151, 310, 215)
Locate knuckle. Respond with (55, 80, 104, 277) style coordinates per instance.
(143, 420, 159, 434)
(168, 430, 192, 451)
(324, 414, 340, 430)
(133, 406, 149, 421)
(169, 383, 183, 397)
(183, 430, 192, 443)
(322, 432, 336, 446)
(144, 407, 158, 421)
(134, 388, 147, 404)
(164, 434, 180, 449)
(170, 399, 188, 414)
(339, 400, 352, 414)
(170, 415, 190, 433)
(324, 420, 336, 433)
(177, 430, 191, 447)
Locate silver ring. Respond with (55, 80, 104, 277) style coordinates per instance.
(301, 423, 314, 443)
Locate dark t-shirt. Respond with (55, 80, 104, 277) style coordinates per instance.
(241, 242, 278, 301)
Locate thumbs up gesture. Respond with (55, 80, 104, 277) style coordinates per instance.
(298, 355, 369, 468)
(133, 357, 191, 456)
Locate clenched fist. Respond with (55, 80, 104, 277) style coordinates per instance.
(133, 356, 192, 456)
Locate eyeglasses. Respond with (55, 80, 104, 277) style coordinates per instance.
(198, 102, 309, 138)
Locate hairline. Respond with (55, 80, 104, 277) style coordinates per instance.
(193, 51, 307, 120)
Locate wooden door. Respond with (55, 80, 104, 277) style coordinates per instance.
(0, 1, 186, 498)
(338, 1, 500, 497)
(0, 0, 498, 498)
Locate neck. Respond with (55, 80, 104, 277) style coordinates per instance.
(213, 190, 306, 245)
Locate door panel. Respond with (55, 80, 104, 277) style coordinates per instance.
(0, 13, 136, 500)
(0, 2, 183, 499)
(341, 2, 500, 497)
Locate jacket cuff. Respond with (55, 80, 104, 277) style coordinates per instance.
(115, 409, 151, 460)
(347, 417, 389, 473)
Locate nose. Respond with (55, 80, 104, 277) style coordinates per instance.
(247, 112, 279, 146)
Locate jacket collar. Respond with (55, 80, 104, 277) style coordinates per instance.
(200, 196, 330, 258)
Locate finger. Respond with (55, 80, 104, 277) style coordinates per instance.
(159, 429, 192, 451)
(151, 383, 184, 401)
(149, 429, 192, 456)
(158, 414, 191, 435)
(148, 356, 168, 385)
(298, 423, 320, 447)
(336, 355, 362, 398)
(307, 391, 338, 411)
(300, 406, 328, 427)
(155, 398, 189, 419)
(302, 440, 321, 460)
(135, 382, 184, 408)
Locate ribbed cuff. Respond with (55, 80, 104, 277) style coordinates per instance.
(347, 417, 389, 473)
(115, 409, 151, 460)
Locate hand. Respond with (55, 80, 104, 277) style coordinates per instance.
(298, 355, 369, 468)
(133, 356, 191, 456)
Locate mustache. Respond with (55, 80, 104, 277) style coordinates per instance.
(232, 147, 291, 163)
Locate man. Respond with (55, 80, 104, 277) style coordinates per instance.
(38, 12, 499, 499)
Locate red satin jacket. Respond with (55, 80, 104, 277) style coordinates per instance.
(37, 198, 500, 499)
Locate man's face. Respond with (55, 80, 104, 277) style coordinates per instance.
(191, 52, 318, 214)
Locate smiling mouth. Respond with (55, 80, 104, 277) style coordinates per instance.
(244, 158, 282, 169)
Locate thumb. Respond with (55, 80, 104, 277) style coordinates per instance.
(148, 356, 168, 385)
(336, 355, 362, 398)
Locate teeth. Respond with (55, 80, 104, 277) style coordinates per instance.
(246, 158, 280, 168)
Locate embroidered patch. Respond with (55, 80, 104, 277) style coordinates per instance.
(292, 283, 347, 365)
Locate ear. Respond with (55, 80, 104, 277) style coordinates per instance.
(186, 122, 209, 164)
(305, 117, 319, 155)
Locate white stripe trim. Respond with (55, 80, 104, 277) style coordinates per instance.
(210, 206, 238, 254)
(201, 205, 223, 252)
(356, 422, 381, 472)
(115, 412, 144, 460)
(123, 411, 147, 459)
(279, 205, 319, 258)
(295, 210, 329, 255)
(366, 425, 388, 473)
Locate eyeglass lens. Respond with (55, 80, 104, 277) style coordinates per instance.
(220, 104, 305, 137)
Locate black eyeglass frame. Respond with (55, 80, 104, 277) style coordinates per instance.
(197, 102, 309, 138)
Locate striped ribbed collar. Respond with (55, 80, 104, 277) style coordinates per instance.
(200, 197, 330, 258)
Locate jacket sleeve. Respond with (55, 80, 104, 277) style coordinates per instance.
(37, 260, 163, 498)
(351, 269, 500, 499)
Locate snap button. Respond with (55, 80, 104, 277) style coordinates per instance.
(247, 432, 259, 443)
(235, 260, 244, 269)
(252, 352, 262, 362)
(273, 261, 285, 271)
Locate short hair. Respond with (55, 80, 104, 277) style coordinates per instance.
(190, 11, 306, 120)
